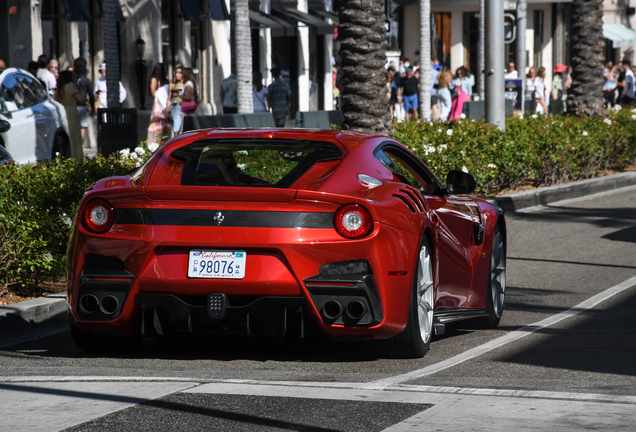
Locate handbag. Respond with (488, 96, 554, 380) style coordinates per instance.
(181, 88, 197, 113)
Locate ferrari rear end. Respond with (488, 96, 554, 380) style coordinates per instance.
(67, 130, 415, 350)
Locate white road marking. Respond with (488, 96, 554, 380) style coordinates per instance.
(514, 184, 636, 213)
(363, 275, 636, 389)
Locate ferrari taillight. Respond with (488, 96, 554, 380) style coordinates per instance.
(83, 198, 115, 234)
(334, 204, 373, 239)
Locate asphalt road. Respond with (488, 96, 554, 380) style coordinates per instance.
(1, 187, 635, 431)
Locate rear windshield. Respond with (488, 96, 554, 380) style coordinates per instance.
(170, 139, 343, 188)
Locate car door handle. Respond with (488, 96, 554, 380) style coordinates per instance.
(26, 114, 35, 118)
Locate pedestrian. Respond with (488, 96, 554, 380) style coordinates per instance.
(616, 61, 625, 104)
(94, 63, 127, 109)
(550, 63, 567, 115)
(27, 61, 46, 88)
(437, 72, 452, 121)
(268, 67, 292, 127)
(449, 66, 471, 120)
(430, 60, 439, 120)
(621, 59, 635, 105)
(147, 68, 172, 147)
(450, 66, 472, 99)
(386, 66, 395, 118)
(168, 66, 185, 134)
(36, 55, 57, 95)
(0, 58, 5, 73)
(603, 64, 618, 108)
(72, 57, 95, 146)
(332, 66, 340, 109)
(149, 63, 168, 99)
(180, 67, 198, 124)
(47, 58, 60, 80)
(391, 68, 404, 122)
(504, 62, 519, 79)
(252, 71, 270, 113)
(220, 65, 238, 114)
(54, 71, 84, 160)
(534, 66, 548, 116)
(399, 67, 419, 121)
(525, 67, 536, 113)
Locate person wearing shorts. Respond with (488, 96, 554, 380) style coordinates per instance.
(399, 68, 420, 121)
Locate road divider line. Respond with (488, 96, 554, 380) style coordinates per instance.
(363, 275, 636, 389)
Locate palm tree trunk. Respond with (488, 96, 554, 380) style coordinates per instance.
(338, 0, 391, 133)
(419, 0, 431, 120)
(233, 0, 253, 114)
(567, 0, 604, 117)
(102, 0, 120, 109)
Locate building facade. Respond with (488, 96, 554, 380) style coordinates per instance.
(0, 0, 336, 121)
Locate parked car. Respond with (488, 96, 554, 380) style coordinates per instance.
(0, 68, 70, 163)
(67, 129, 506, 358)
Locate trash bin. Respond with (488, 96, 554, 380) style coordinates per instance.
(97, 108, 138, 157)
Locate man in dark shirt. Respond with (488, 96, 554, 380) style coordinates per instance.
(617, 61, 626, 105)
(398, 68, 420, 120)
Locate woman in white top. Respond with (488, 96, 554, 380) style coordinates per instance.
(437, 72, 452, 121)
(179, 68, 198, 132)
(534, 67, 548, 116)
(147, 73, 172, 146)
(252, 71, 270, 113)
(525, 67, 536, 112)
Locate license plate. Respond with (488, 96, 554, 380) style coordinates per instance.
(188, 250, 246, 279)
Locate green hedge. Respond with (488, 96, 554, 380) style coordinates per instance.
(391, 107, 636, 194)
(2, 108, 636, 288)
(0, 145, 155, 288)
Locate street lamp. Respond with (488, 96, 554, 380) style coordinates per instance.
(135, 36, 146, 109)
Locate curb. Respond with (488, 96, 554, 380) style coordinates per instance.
(0, 292, 68, 348)
(487, 171, 636, 213)
(1, 171, 636, 346)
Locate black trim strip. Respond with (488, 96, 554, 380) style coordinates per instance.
(115, 208, 334, 228)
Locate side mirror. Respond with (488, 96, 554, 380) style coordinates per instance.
(446, 170, 476, 195)
(0, 119, 10, 133)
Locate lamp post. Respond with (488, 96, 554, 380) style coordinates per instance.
(135, 36, 146, 109)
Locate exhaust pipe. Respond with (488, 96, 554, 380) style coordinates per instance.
(100, 295, 120, 315)
(79, 294, 99, 314)
(345, 300, 367, 320)
(322, 300, 343, 320)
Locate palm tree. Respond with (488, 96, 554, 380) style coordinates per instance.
(419, 0, 431, 120)
(232, 0, 253, 114)
(102, 0, 120, 108)
(338, 0, 391, 133)
(567, 0, 604, 116)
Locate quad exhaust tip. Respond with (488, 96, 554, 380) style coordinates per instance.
(345, 300, 366, 320)
(100, 295, 120, 315)
(79, 294, 99, 314)
(322, 300, 343, 320)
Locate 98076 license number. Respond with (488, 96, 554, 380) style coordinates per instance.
(188, 250, 246, 279)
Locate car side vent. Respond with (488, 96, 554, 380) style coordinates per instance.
(392, 194, 416, 213)
(399, 189, 423, 212)
(403, 186, 428, 211)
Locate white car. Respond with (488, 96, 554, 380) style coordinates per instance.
(0, 68, 70, 164)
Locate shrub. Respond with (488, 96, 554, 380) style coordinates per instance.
(0, 143, 156, 288)
(390, 108, 636, 194)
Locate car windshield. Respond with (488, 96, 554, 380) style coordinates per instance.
(170, 139, 343, 188)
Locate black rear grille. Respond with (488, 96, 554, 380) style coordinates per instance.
(319, 259, 373, 276)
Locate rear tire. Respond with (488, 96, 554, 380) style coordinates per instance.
(483, 224, 506, 328)
(393, 238, 435, 358)
(70, 321, 143, 353)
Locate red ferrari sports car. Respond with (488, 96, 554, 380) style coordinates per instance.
(67, 128, 506, 358)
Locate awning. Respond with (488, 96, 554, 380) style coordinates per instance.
(309, 8, 339, 24)
(208, 0, 229, 20)
(250, 10, 296, 37)
(603, 24, 636, 48)
(179, 0, 203, 21)
(273, 7, 336, 36)
(96, 0, 125, 22)
(62, 0, 91, 21)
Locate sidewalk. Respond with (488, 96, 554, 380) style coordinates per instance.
(2, 170, 636, 346)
